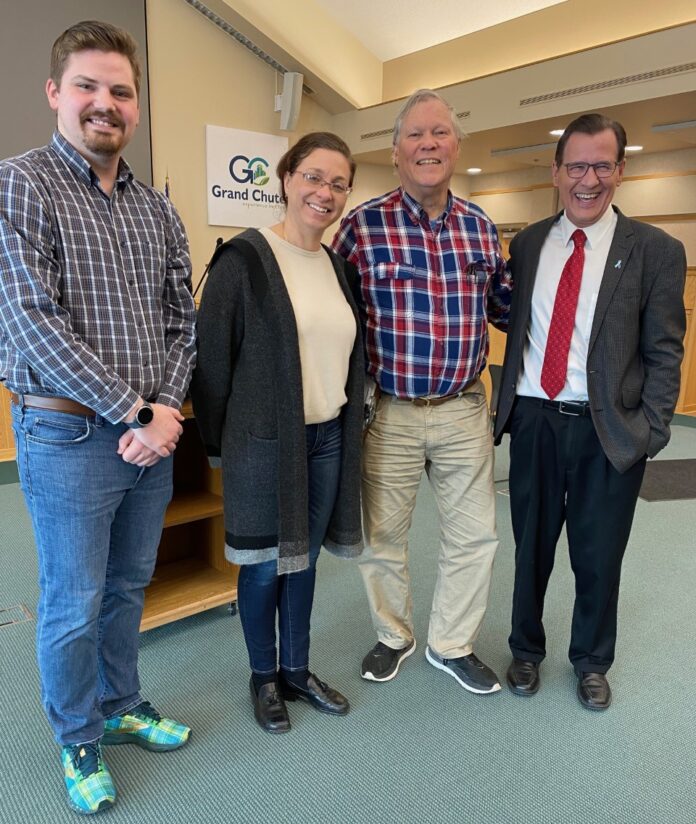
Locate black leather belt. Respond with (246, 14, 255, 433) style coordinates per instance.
(516, 396, 591, 417)
(10, 392, 96, 417)
(540, 399, 591, 416)
(542, 400, 590, 416)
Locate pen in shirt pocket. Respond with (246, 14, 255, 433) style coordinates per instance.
(466, 261, 490, 282)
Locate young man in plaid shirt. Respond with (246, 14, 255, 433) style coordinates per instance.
(0, 21, 196, 814)
(333, 89, 511, 694)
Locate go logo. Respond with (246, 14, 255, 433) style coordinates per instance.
(229, 155, 270, 186)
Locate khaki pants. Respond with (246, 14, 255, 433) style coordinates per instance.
(360, 380, 498, 659)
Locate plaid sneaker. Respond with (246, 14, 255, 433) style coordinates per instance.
(102, 701, 190, 752)
(361, 639, 416, 682)
(61, 740, 115, 815)
(425, 646, 501, 694)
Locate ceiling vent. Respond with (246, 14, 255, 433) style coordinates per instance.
(520, 62, 696, 107)
(360, 111, 470, 142)
(184, 0, 315, 95)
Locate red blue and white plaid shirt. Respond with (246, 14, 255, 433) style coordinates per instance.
(332, 187, 511, 399)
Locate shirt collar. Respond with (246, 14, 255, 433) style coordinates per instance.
(559, 205, 617, 250)
(400, 187, 454, 225)
(50, 131, 134, 189)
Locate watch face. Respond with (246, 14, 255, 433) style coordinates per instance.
(136, 404, 154, 426)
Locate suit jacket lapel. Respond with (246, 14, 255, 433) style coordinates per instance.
(588, 209, 636, 354)
(514, 214, 558, 334)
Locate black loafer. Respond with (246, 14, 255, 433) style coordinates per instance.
(280, 673, 349, 715)
(506, 658, 540, 695)
(250, 678, 291, 733)
(577, 672, 611, 711)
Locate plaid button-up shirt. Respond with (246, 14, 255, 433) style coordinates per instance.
(332, 188, 511, 398)
(0, 132, 196, 422)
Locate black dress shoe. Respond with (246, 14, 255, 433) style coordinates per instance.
(577, 672, 612, 711)
(250, 678, 291, 733)
(506, 658, 540, 695)
(280, 673, 350, 715)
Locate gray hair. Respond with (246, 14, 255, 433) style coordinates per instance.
(392, 88, 463, 145)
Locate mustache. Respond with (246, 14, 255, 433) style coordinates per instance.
(80, 109, 125, 129)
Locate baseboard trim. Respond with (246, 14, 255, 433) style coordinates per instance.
(0, 461, 19, 486)
(674, 413, 696, 429)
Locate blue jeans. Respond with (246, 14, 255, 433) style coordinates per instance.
(237, 417, 342, 675)
(11, 403, 173, 745)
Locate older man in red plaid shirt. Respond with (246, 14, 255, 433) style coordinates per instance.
(333, 88, 511, 694)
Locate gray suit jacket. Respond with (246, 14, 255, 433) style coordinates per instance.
(494, 208, 687, 473)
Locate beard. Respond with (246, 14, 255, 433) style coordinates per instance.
(82, 130, 122, 157)
(80, 110, 125, 157)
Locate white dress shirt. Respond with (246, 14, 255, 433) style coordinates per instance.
(517, 207, 618, 401)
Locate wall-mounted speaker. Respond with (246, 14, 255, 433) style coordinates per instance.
(275, 72, 303, 132)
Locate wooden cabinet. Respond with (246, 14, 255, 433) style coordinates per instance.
(0, 385, 15, 462)
(0, 387, 238, 630)
(676, 267, 696, 415)
(141, 399, 238, 630)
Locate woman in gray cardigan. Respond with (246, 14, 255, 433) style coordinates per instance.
(191, 133, 363, 734)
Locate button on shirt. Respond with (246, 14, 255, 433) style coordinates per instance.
(517, 207, 617, 401)
(332, 188, 511, 398)
(0, 132, 197, 422)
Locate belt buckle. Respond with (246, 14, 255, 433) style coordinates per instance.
(557, 401, 582, 416)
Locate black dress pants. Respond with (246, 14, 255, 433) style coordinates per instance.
(508, 397, 646, 673)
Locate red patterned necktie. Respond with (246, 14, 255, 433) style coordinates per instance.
(540, 228, 587, 400)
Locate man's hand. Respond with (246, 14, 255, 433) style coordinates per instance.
(123, 401, 185, 458)
(117, 429, 162, 467)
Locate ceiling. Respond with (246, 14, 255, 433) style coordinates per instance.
(314, 0, 567, 61)
(211, 1, 696, 176)
(313, 1, 696, 174)
(356, 92, 696, 176)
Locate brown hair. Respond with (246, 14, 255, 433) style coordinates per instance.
(276, 132, 356, 204)
(554, 113, 627, 165)
(50, 20, 142, 97)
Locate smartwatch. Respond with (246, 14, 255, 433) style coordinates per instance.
(127, 401, 154, 429)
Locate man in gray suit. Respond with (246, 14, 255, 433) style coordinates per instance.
(494, 113, 686, 710)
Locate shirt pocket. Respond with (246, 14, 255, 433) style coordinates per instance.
(370, 262, 419, 319)
(122, 238, 166, 291)
(463, 257, 495, 286)
(459, 256, 495, 317)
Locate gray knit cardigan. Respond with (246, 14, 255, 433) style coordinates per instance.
(190, 229, 364, 574)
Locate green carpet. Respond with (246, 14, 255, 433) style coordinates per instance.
(1, 424, 695, 823)
(639, 458, 696, 501)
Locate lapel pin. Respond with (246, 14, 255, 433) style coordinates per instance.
(614, 259, 622, 269)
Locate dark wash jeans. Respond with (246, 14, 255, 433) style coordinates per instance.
(237, 416, 342, 675)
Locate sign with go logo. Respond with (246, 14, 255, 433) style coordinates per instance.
(206, 125, 287, 228)
(228, 155, 271, 186)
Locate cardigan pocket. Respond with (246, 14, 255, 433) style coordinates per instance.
(245, 433, 279, 498)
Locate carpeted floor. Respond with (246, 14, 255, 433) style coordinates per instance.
(0, 425, 695, 823)
(639, 458, 696, 501)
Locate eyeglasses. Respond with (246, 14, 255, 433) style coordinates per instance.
(292, 171, 352, 195)
(562, 161, 621, 179)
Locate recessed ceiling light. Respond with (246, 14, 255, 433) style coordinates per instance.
(549, 129, 565, 136)
(467, 167, 482, 174)
(625, 145, 643, 152)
